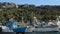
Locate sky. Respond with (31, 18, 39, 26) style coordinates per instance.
(0, 0, 60, 6)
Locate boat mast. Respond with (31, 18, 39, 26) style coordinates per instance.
(21, 11, 25, 25)
(29, 12, 34, 25)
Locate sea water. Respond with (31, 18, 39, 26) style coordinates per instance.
(24, 32, 59, 34)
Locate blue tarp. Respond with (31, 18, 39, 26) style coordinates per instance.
(13, 27, 27, 32)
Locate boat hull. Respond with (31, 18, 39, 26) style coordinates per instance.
(33, 27, 59, 32)
(13, 27, 27, 32)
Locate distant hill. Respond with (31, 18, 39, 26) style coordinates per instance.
(0, 2, 18, 8)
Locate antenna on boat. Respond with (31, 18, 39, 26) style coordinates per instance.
(22, 17, 23, 23)
(22, 16, 25, 25)
(31, 12, 35, 19)
(21, 11, 25, 25)
(31, 12, 34, 18)
(29, 12, 34, 25)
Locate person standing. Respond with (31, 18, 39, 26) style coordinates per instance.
(6, 17, 15, 32)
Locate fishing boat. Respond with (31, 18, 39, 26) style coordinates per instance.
(25, 16, 59, 32)
(2, 17, 27, 32)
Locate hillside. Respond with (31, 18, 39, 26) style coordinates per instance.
(0, 3, 60, 22)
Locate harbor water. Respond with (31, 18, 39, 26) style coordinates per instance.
(24, 32, 60, 34)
